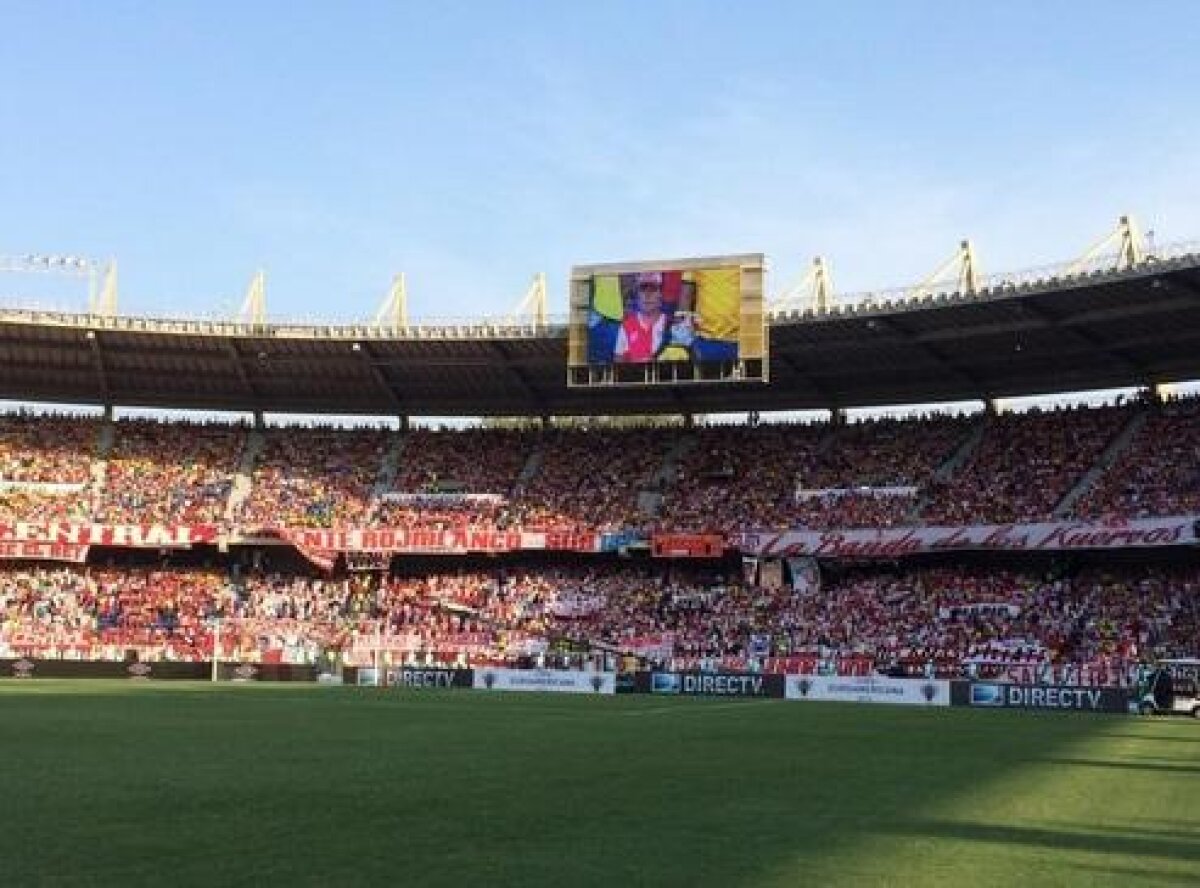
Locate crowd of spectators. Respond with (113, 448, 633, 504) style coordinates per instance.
(920, 404, 1134, 525)
(238, 428, 392, 529)
(3, 560, 1194, 684)
(658, 422, 827, 533)
(374, 428, 534, 531)
(0, 400, 1196, 536)
(512, 428, 674, 532)
(1073, 395, 1200, 520)
(0, 413, 100, 523)
(94, 420, 246, 525)
(657, 414, 974, 532)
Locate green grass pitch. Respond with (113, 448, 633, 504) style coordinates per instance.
(0, 681, 1196, 887)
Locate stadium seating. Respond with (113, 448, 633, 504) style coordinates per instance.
(1073, 396, 1200, 519)
(0, 403, 1197, 678)
(3, 561, 1194, 683)
(2, 402, 1197, 534)
(920, 404, 1135, 524)
(0, 413, 100, 523)
(513, 427, 674, 532)
(94, 420, 246, 525)
(238, 427, 392, 529)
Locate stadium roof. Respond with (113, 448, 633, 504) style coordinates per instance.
(2, 252, 1200, 417)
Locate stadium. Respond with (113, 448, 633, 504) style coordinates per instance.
(2, 220, 1198, 886)
(4, 5, 1200, 887)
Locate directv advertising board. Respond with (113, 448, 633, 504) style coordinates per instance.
(954, 682, 1130, 713)
(785, 675, 949, 706)
(650, 672, 783, 698)
(387, 666, 473, 689)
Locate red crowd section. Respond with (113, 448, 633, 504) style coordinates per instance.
(1, 562, 1195, 679)
(1, 398, 1196, 675)
(1, 397, 1197, 533)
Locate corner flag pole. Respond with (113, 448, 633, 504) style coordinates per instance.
(211, 618, 221, 683)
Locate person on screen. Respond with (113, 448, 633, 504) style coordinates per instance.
(659, 276, 697, 362)
(614, 272, 667, 362)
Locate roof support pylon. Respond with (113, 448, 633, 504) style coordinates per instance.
(769, 256, 834, 314)
(237, 270, 267, 326)
(374, 273, 408, 330)
(910, 239, 979, 300)
(506, 273, 547, 327)
(88, 260, 119, 317)
(1065, 215, 1145, 276)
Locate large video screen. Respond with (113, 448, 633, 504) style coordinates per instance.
(585, 267, 741, 365)
(567, 254, 766, 387)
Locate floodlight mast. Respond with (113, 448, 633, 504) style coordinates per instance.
(0, 253, 118, 315)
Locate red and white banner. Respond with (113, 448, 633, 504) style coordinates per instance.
(285, 527, 600, 555)
(0, 522, 218, 549)
(651, 533, 726, 558)
(738, 515, 1200, 559)
(0, 540, 89, 562)
(282, 526, 603, 570)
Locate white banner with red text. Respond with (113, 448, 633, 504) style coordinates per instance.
(738, 515, 1200, 559)
(0, 522, 218, 549)
(0, 540, 90, 562)
(282, 526, 602, 570)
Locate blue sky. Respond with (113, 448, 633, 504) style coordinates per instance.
(2, 1, 1199, 322)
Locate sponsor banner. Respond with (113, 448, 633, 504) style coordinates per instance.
(795, 485, 917, 500)
(379, 492, 505, 505)
(785, 675, 949, 706)
(387, 666, 473, 689)
(954, 681, 1130, 713)
(651, 533, 725, 558)
(0, 480, 86, 494)
(739, 514, 1200, 559)
(939, 602, 1021, 620)
(0, 522, 218, 549)
(0, 659, 318, 681)
(650, 672, 784, 698)
(0, 541, 89, 562)
(600, 529, 647, 553)
(472, 668, 615, 695)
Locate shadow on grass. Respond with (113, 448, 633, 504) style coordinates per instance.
(1046, 821, 1200, 842)
(1038, 756, 1200, 775)
(1067, 863, 1200, 886)
(1095, 732, 1200, 744)
(882, 819, 1200, 863)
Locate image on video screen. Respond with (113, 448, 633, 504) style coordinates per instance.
(587, 268, 740, 365)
